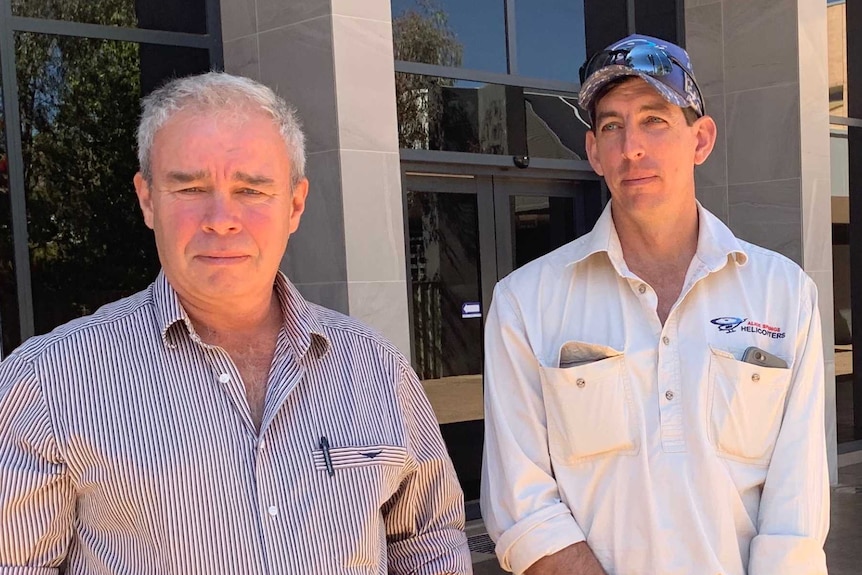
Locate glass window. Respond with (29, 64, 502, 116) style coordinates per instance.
(513, 0, 586, 83)
(15, 32, 210, 336)
(12, 0, 208, 35)
(0, 68, 21, 357)
(828, 1, 847, 116)
(396, 73, 588, 159)
(391, 0, 507, 73)
(524, 89, 588, 160)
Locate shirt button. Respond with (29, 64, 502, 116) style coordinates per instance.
(576, 378, 586, 388)
(662, 336, 670, 345)
(218, 373, 231, 384)
(751, 373, 761, 382)
(267, 505, 278, 517)
(638, 284, 647, 294)
(665, 390, 675, 401)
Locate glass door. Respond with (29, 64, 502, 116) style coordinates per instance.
(493, 177, 605, 278)
(402, 170, 603, 503)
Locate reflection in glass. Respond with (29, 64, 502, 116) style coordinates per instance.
(0, 69, 21, 356)
(391, 0, 506, 73)
(524, 90, 588, 160)
(15, 32, 210, 336)
(827, 1, 847, 116)
(514, 0, 586, 83)
(12, 0, 207, 34)
(511, 196, 576, 269)
(407, 190, 482, 424)
(396, 74, 588, 159)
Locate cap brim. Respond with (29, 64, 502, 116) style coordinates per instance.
(578, 65, 690, 119)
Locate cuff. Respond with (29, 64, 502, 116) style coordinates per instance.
(748, 534, 827, 575)
(495, 502, 586, 574)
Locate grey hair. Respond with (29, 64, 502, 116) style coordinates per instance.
(137, 72, 306, 186)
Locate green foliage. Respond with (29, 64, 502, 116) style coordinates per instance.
(5, 0, 162, 336)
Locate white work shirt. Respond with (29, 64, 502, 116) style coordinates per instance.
(481, 201, 829, 575)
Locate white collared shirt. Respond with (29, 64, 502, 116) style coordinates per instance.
(481, 201, 829, 575)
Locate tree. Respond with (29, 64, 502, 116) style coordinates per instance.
(392, 0, 463, 149)
(1, 0, 160, 346)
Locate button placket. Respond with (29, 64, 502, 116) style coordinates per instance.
(657, 317, 685, 451)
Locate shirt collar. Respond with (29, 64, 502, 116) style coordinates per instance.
(153, 270, 331, 360)
(565, 199, 748, 274)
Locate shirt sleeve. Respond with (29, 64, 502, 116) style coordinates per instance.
(480, 283, 586, 574)
(383, 362, 471, 575)
(748, 277, 830, 575)
(0, 352, 75, 573)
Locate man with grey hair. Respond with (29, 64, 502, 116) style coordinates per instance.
(0, 72, 471, 574)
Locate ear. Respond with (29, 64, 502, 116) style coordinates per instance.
(692, 115, 718, 166)
(288, 178, 309, 234)
(134, 172, 155, 230)
(585, 129, 605, 176)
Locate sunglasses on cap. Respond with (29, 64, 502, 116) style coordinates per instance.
(580, 42, 685, 84)
(578, 40, 705, 119)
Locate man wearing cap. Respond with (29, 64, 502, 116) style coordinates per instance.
(480, 34, 829, 575)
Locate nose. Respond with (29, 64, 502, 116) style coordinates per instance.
(202, 192, 241, 235)
(621, 126, 646, 161)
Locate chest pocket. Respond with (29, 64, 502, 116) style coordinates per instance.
(539, 351, 638, 465)
(707, 348, 792, 465)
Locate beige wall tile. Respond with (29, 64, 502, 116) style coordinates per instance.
(220, 0, 257, 42)
(332, 15, 399, 152)
(347, 280, 411, 358)
(258, 19, 340, 154)
(223, 35, 260, 81)
(256, 0, 329, 34)
(340, 150, 406, 283)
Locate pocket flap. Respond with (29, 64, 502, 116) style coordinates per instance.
(557, 341, 623, 369)
(312, 445, 408, 471)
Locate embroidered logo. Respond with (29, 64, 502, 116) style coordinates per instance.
(710, 317, 746, 333)
(710, 317, 786, 339)
(360, 451, 381, 459)
(739, 320, 786, 339)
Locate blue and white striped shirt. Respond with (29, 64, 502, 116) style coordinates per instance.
(0, 272, 470, 574)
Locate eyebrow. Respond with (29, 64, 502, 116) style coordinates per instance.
(165, 170, 209, 183)
(594, 102, 674, 125)
(233, 171, 275, 186)
(163, 170, 274, 186)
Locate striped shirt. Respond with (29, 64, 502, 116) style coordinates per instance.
(0, 272, 470, 575)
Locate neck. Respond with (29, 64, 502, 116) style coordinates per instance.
(612, 200, 699, 275)
(181, 291, 283, 341)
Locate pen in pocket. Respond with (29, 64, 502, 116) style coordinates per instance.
(319, 436, 335, 477)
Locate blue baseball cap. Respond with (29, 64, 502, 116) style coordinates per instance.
(578, 34, 705, 125)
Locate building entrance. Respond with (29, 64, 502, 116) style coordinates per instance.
(402, 169, 603, 505)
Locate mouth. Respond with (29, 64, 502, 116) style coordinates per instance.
(195, 254, 250, 265)
(620, 175, 659, 186)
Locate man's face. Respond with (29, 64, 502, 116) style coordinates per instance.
(133, 108, 308, 310)
(585, 77, 715, 220)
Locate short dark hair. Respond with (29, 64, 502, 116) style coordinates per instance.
(588, 77, 700, 130)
